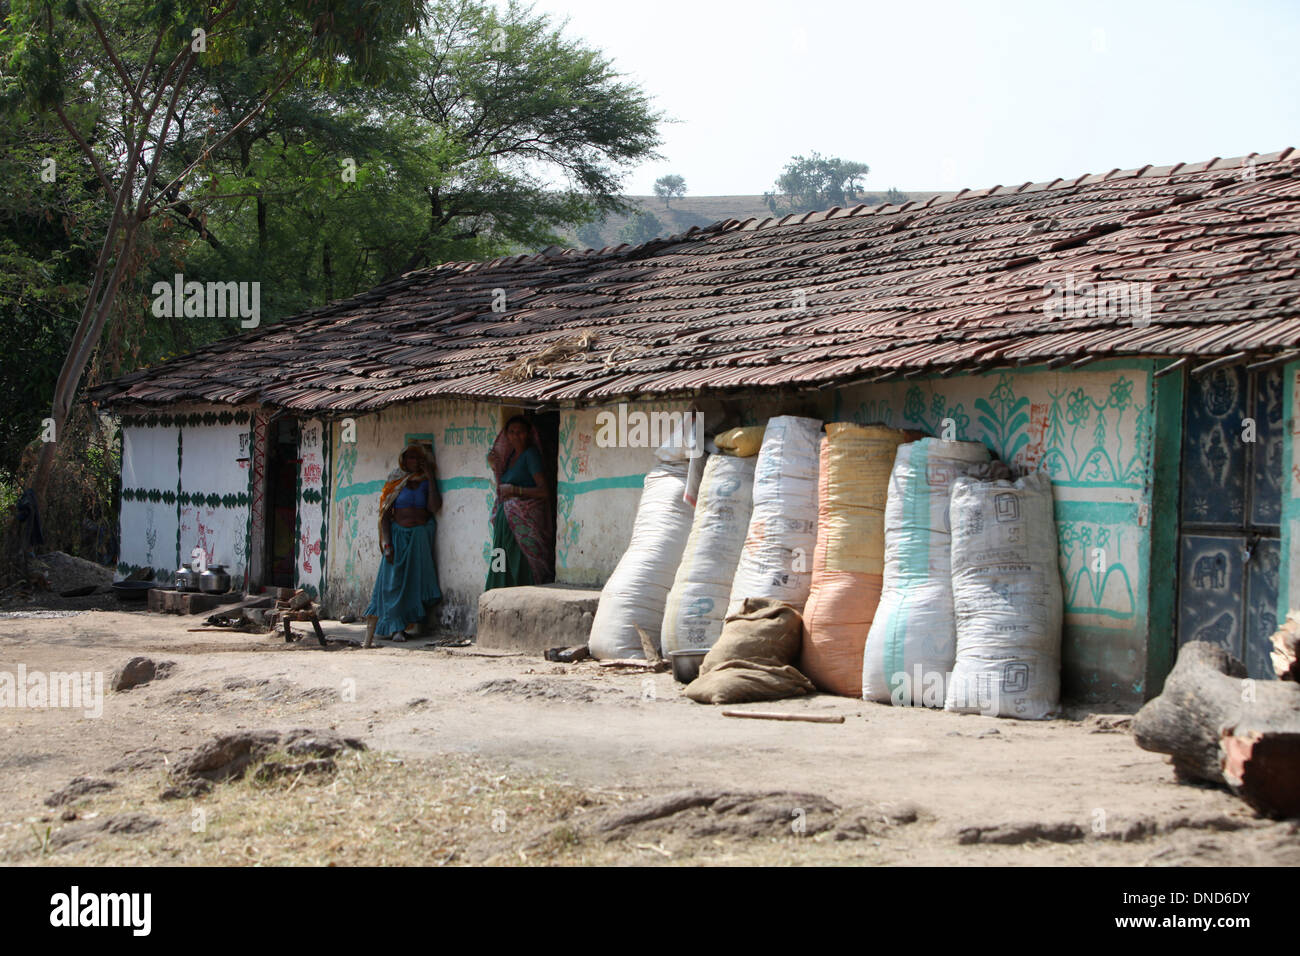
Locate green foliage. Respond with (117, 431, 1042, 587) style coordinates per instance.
(576, 220, 607, 249)
(653, 173, 686, 208)
(764, 151, 870, 216)
(618, 209, 664, 245)
(0, 0, 664, 497)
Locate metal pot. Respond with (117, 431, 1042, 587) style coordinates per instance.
(199, 566, 231, 594)
(669, 648, 708, 684)
(175, 568, 200, 591)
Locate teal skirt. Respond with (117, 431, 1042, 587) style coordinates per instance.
(365, 521, 442, 635)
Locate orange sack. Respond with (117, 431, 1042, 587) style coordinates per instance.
(800, 423, 906, 696)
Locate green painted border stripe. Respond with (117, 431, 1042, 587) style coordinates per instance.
(335, 475, 494, 502)
(557, 474, 646, 495)
(886, 441, 930, 695)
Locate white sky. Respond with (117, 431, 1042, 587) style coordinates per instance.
(525, 0, 1300, 195)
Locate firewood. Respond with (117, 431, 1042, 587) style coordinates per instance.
(1132, 641, 1300, 817)
(1270, 612, 1300, 681)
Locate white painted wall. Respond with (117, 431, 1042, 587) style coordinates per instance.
(118, 405, 254, 582)
(557, 394, 829, 586)
(325, 399, 500, 631)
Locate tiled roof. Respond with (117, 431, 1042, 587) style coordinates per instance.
(92, 149, 1300, 412)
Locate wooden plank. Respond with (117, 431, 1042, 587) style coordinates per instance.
(720, 710, 845, 724)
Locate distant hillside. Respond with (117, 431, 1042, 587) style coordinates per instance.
(564, 192, 958, 250)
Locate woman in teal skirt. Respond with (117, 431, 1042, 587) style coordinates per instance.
(364, 442, 442, 644)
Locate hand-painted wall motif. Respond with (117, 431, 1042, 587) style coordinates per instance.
(295, 418, 329, 598)
(836, 361, 1157, 700)
(118, 409, 253, 582)
(326, 400, 497, 632)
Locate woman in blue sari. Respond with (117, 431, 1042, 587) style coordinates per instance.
(363, 442, 442, 645)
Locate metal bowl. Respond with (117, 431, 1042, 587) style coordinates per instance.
(669, 648, 708, 684)
(175, 568, 200, 591)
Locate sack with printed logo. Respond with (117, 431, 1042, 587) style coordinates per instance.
(946, 471, 1063, 719)
(727, 415, 822, 616)
(861, 438, 994, 705)
(589, 456, 696, 660)
(661, 454, 757, 655)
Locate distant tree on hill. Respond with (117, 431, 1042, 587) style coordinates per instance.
(577, 221, 607, 249)
(653, 174, 688, 208)
(764, 152, 870, 215)
(885, 188, 910, 204)
(619, 210, 665, 245)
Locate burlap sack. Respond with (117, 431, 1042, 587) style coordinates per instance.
(684, 597, 815, 704)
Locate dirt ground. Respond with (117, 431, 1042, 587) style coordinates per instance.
(1, 606, 1297, 866)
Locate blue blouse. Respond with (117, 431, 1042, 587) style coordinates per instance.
(501, 447, 542, 487)
(394, 478, 429, 508)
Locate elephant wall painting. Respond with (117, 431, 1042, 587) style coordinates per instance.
(1192, 551, 1228, 589)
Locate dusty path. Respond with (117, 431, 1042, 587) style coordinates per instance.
(1, 609, 1295, 865)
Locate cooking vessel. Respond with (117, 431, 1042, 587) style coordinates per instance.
(669, 648, 708, 684)
(199, 566, 231, 594)
(175, 568, 200, 591)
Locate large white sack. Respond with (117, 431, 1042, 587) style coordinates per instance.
(588, 459, 696, 660)
(727, 415, 822, 615)
(946, 471, 1063, 720)
(662, 454, 757, 655)
(862, 438, 992, 705)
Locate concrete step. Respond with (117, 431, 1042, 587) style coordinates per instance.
(476, 583, 600, 655)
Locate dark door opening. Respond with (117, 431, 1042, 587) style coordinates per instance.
(533, 409, 560, 551)
(1176, 365, 1283, 678)
(266, 417, 300, 589)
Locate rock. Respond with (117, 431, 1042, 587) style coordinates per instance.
(110, 657, 174, 692)
(253, 757, 336, 782)
(44, 777, 117, 807)
(50, 812, 162, 849)
(955, 821, 1086, 845)
(339, 614, 357, 624)
(163, 728, 365, 796)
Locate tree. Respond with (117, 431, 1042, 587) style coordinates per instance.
(763, 152, 870, 216)
(618, 210, 663, 245)
(885, 187, 909, 205)
(5, 0, 427, 507)
(653, 173, 686, 208)
(8, 0, 664, 515)
(576, 220, 607, 249)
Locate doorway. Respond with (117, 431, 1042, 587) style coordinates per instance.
(498, 406, 559, 575)
(265, 416, 300, 589)
(1176, 365, 1283, 678)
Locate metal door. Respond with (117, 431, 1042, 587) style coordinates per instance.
(1177, 365, 1282, 678)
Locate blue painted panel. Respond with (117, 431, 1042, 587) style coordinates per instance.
(1181, 365, 1247, 527)
(1250, 367, 1284, 528)
(1178, 534, 1244, 659)
(1245, 537, 1280, 680)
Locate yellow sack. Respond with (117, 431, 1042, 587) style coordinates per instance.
(820, 423, 905, 572)
(715, 425, 766, 458)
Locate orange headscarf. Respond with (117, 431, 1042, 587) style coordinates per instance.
(377, 443, 436, 542)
